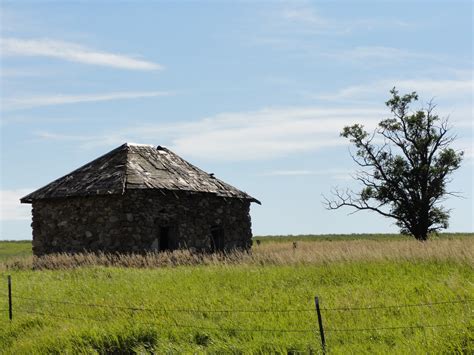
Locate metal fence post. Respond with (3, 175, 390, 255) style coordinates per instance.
(315, 296, 325, 354)
(8, 275, 12, 321)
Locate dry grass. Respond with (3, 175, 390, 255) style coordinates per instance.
(2, 238, 472, 271)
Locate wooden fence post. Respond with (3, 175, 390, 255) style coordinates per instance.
(315, 296, 325, 354)
(8, 275, 12, 321)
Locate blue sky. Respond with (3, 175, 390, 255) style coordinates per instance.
(1, 0, 472, 240)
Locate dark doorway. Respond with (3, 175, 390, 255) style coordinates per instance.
(210, 226, 225, 252)
(159, 226, 171, 251)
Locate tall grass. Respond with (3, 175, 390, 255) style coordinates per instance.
(1, 261, 472, 353)
(0, 237, 472, 353)
(2, 238, 472, 270)
(254, 232, 474, 243)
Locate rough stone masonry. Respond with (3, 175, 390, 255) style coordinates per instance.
(21, 143, 260, 256)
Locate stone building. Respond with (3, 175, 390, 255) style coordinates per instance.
(21, 143, 260, 256)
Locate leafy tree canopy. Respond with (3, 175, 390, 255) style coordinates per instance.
(325, 88, 463, 241)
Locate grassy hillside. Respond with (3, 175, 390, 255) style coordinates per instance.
(0, 236, 472, 353)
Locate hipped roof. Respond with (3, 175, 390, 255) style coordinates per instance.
(21, 143, 260, 204)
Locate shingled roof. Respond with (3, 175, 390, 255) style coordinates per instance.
(20, 143, 260, 204)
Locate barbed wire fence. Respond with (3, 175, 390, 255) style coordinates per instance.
(1, 275, 472, 353)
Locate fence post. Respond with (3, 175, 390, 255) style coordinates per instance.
(315, 296, 325, 354)
(8, 275, 12, 321)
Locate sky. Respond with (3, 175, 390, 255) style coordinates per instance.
(0, 0, 472, 240)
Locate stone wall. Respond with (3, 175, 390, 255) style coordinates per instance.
(31, 190, 252, 256)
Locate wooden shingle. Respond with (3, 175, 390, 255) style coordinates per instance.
(21, 143, 260, 204)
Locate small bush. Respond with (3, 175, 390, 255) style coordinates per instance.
(194, 332, 212, 346)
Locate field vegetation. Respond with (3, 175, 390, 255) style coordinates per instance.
(0, 234, 472, 354)
(0, 241, 32, 262)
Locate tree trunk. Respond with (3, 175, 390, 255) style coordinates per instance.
(412, 225, 429, 241)
(415, 233, 428, 241)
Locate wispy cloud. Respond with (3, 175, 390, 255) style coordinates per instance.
(264, 170, 316, 176)
(1, 38, 163, 70)
(261, 169, 352, 180)
(0, 189, 32, 221)
(325, 46, 443, 62)
(453, 138, 474, 164)
(35, 106, 383, 160)
(313, 77, 473, 102)
(281, 6, 329, 27)
(34, 78, 471, 161)
(308, 77, 473, 128)
(260, 3, 415, 38)
(250, 5, 458, 66)
(464, 148, 473, 164)
(2, 91, 171, 110)
(250, 36, 442, 64)
(35, 131, 93, 141)
(280, 5, 413, 32)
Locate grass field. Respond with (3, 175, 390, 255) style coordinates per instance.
(0, 234, 473, 354)
(253, 232, 472, 243)
(0, 241, 32, 262)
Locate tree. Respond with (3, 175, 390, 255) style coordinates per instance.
(324, 88, 463, 241)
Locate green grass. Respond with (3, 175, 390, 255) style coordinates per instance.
(0, 241, 32, 261)
(0, 235, 472, 354)
(253, 232, 474, 243)
(2, 232, 471, 252)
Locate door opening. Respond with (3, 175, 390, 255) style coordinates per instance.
(210, 226, 225, 252)
(159, 226, 171, 251)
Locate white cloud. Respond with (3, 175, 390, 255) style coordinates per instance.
(168, 107, 376, 160)
(274, 4, 414, 35)
(251, 38, 444, 65)
(328, 46, 440, 62)
(252, 5, 458, 66)
(453, 138, 474, 162)
(35, 131, 93, 141)
(261, 169, 352, 180)
(314, 78, 473, 102)
(463, 148, 473, 161)
(36, 106, 383, 160)
(1, 38, 163, 70)
(265, 170, 316, 176)
(0, 189, 32, 221)
(311, 77, 473, 128)
(30, 77, 471, 163)
(281, 7, 328, 26)
(2, 91, 171, 110)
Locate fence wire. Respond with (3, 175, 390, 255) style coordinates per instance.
(6, 293, 474, 314)
(2, 283, 472, 344)
(321, 299, 474, 311)
(5, 307, 469, 335)
(325, 323, 465, 333)
(14, 309, 108, 322)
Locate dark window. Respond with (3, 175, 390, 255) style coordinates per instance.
(210, 226, 225, 252)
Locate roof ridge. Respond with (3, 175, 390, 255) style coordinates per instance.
(125, 142, 155, 148)
(21, 143, 260, 204)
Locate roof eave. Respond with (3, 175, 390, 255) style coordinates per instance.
(20, 194, 33, 204)
(21, 191, 261, 205)
(250, 198, 262, 205)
